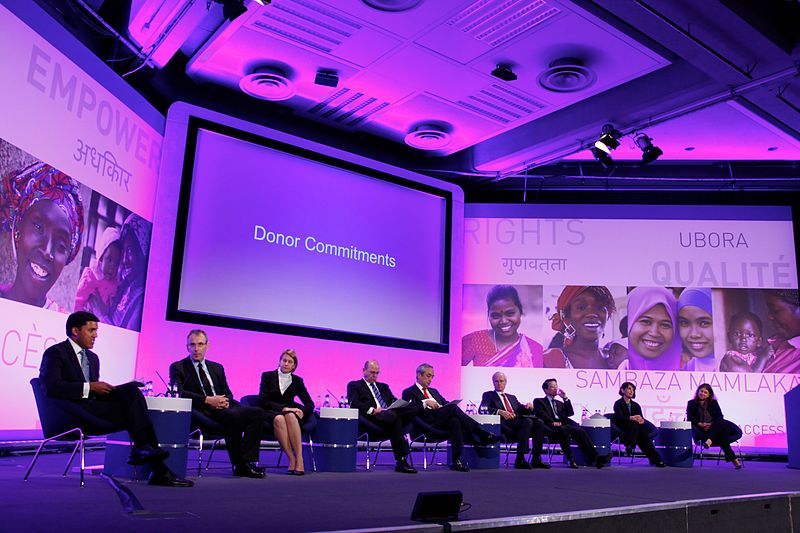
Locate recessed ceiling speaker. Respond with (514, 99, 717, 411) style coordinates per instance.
(404, 123, 452, 150)
(538, 57, 596, 93)
(361, 0, 423, 12)
(239, 66, 296, 101)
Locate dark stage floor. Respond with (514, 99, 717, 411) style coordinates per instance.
(1, 447, 798, 533)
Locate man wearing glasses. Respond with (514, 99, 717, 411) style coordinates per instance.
(169, 329, 266, 478)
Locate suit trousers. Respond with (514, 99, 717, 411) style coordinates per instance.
(370, 404, 416, 459)
(548, 421, 597, 462)
(693, 422, 738, 462)
(204, 405, 265, 465)
(424, 403, 483, 459)
(83, 384, 157, 447)
(502, 417, 546, 460)
(621, 421, 662, 464)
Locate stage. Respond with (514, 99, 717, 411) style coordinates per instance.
(1, 446, 798, 532)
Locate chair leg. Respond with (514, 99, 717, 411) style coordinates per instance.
(373, 441, 383, 470)
(198, 432, 204, 476)
(206, 439, 219, 469)
(63, 440, 81, 477)
(24, 440, 49, 482)
(423, 437, 428, 470)
(365, 435, 371, 471)
(307, 437, 317, 472)
(79, 435, 86, 488)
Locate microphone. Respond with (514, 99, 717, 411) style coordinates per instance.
(155, 370, 171, 397)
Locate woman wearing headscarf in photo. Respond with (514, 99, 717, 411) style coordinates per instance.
(762, 289, 800, 374)
(0, 163, 84, 311)
(543, 286, 618, 369)
(677, 287, 717, 371)
(461, 285, 543, 367)
(108, 213, 150, 330)
(625, 286, 682, 370)
(74, 226, 121, 315)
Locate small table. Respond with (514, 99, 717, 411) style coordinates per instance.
(656, 421, 694, 467)
(312, 407, 358, 472)
(104, 396, 192, 479)
(447, 414, 501, 469)
(570, 417, 611, 466)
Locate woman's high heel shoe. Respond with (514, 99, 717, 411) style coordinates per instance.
(733, 458, 742, 470)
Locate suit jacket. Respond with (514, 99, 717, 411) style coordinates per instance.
(686, 399, 724, 429)
(259, 370, 314, 418)
(347, 379, 398, 416)
(612, 398, 644, 432)
(480, 390, 533, 417)
(533, 396, 576, 426)
(169, 357, 237, 412)
(39, 340, 99, 401)
(401, 384, 448, 419)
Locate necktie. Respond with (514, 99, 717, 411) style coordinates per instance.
(198, 362, 214, 395)
(79, 349, 90, 382)
(422, 387, 431, 399)
(370, 382, 388, 408)
(551, 398, 559, 420)
(501, 393, 513, 413)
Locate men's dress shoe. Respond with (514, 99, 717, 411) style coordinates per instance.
(479, 432, 501, 445)
(233, 463, 266, 478)
(595, 454, 612, 469)
(128, 444, 169, 466)
(395, 459, 417, 474)
(290, 470, 305, 476)
(247, 462, 267, 475)
(531, 460, 551, 469)
(514, 459, 533, 470)
(148, 469, 194, 488)
(450, 459, 470, 472)
(568, 459, 579, 469)
(733, 458, 742, 470)
(624, 445, 634, 457)
(654, 461, 666, 468)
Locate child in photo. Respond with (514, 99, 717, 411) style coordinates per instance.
(719, 311, 769, 372)
(74, 226, 121, 314)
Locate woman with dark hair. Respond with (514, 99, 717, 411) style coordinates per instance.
(611, 382, 664, 467)
(762, 289, 800, 374)
(677, 287, 716, 371)
(626, 286, 682, 370)
(0, 163, 84, 311)
(686, 383, 742, 469)
(259, 349, 315, 475)
(543, 286, 618, 368)
(462, 285, 543, 367)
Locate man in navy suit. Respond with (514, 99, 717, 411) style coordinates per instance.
(169, 329, 266, 478)
(480, 372, 549, 469)
(533, 378, 611, 469)
(347, 360, 417, 473)
(402, 363, 500, 472)
(39, 311, 192, 487)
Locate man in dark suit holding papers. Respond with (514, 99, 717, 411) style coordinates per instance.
(169, 329, 266, 478)
(402, 363, 500, 472)
(347, 360, 417, 473)
(480, 372, 549, 469)
(39, 311, 192, 487)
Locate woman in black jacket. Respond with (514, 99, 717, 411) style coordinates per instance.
(259, 349, 315, 475)
(612, 382, 664, 467)
(686, 383, 742, 469)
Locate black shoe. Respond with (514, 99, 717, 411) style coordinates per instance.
(531, 460, 551, 469)
(595, 454, 612, 469)
(624, 445, 634, 457)
(395, 458, 417, 474)
(148, 468, 194, 487)
(128, 444, 169, 466)
(654, 461, 666, 468)
(247, 462, 266, 475)
(479, 431, 501, 445)
(733, 458, 742, 470)
(514, 459, 533, 470)
(450, 459, 470, 472)
(233, 463, 266, 478)
(568, 459, 579, 469)
(290, 470, 305, 476)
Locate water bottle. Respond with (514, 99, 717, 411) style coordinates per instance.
(478, 402, 488, 415)
(338, 395, 346, 408)
(315, 395, 322, 414)
(145, 380, 153, 397)
(323, 393, 331, 408)
(581, 406, 589, 421)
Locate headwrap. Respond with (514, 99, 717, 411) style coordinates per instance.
(95, 226, 121, 262)
(678, 287, 716, 371)
(120, 213, 150, 260)
(0, 163, 84, 264)
(627, 286, 682, 370)
(550, 285, 617, 332)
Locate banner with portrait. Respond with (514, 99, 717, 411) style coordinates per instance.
(461, 204, 798, 449)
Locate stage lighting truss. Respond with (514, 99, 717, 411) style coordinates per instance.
(634, 133, 664, 164)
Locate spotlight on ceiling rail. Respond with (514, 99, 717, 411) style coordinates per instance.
(594, 123, 621, 154)
(590, 146, 614, 170)
(634, 133, 663, 164)
(491, 64, 517, 82)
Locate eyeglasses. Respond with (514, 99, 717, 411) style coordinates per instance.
(731, 331, 757, 341)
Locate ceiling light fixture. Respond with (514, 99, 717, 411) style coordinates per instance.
(594, 123, 621, 154)
(590, 146, 614, 170)
(634, 133, 663, 164)
(491, 64, 517, 82)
